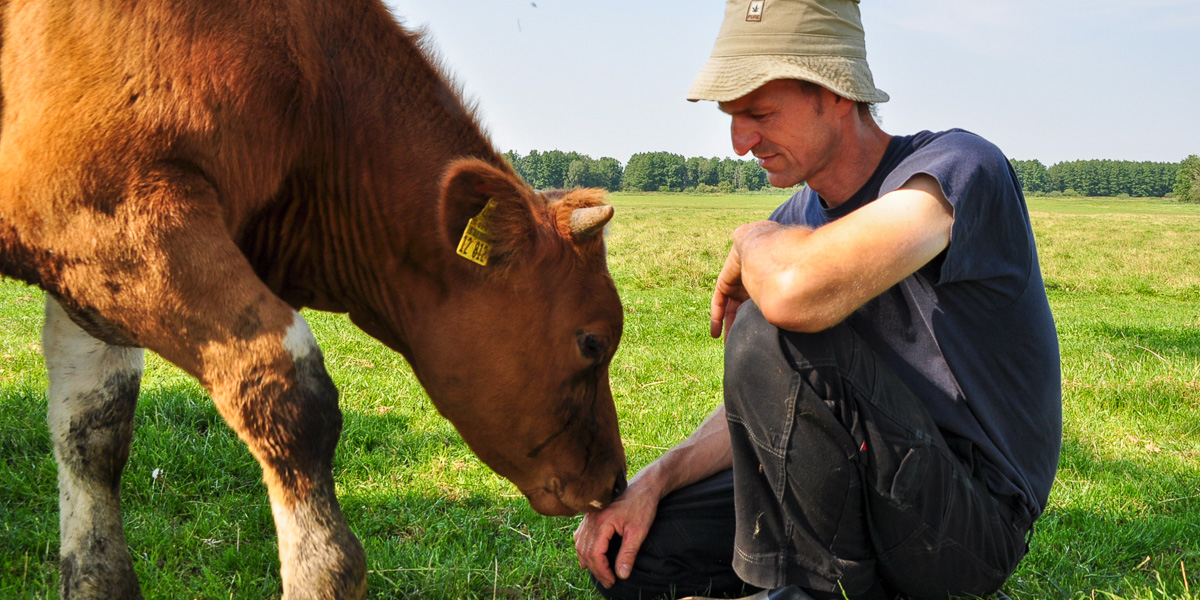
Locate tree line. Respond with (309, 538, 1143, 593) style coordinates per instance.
(503, 150, 771, 193)
(1009, 157, 1200, 201)
(502, 149, 1200, 202)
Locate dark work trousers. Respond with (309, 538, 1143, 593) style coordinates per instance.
(594, 302, 1033, 600)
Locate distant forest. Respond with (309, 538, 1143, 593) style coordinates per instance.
(503, 149, 1200, 202)
(502, 150, 770, 194)
(1009, 158, 1188, 199)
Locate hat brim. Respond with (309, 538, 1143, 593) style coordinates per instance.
(687, 54, 889, 104)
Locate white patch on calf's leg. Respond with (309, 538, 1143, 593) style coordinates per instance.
(270, 484, 366, 600)
(44, 301, 144, 418)
(43, 298, 145, 599)
(245, 311, 365, 599)
(282, 312, 318, 361)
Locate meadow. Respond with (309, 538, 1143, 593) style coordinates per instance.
(1, 193, 1198, 599)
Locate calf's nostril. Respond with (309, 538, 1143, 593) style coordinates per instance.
(612, 470, 628, 499)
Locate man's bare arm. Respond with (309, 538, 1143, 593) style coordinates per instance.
(729, 174, 954, 333)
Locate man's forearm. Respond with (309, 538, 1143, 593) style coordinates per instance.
(630, 405, 733, 500)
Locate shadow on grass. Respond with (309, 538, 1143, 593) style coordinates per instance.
(1091, 322, 1200, 360)
(0, 377, 595, 599)
(1013, 436, 1200, 599)
(341, 488, 590, 600)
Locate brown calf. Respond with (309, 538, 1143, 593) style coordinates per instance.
(0, 1, 627, 598)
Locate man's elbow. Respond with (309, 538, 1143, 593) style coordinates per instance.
(755, 294, 842, 334)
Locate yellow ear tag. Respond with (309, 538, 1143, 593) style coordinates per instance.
(456, 199, 497, 266)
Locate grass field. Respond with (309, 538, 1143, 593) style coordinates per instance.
(1, 193, 1199, 599)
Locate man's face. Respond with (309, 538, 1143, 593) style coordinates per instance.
(718, 79, 838, 189)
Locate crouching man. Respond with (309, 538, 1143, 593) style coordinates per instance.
(574, 1, 1061, 599)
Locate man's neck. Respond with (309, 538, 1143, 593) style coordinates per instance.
(810, 120, 892, 208)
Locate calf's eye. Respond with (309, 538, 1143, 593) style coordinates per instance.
(576, 332, 606, 363)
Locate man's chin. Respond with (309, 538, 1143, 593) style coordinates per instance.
(766, 173, 802, 188)
(757, 161, 801, 188)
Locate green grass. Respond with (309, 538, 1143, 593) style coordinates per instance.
(2, 193, 1199, 599)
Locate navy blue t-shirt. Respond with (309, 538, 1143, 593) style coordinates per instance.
(770, 129, 1061, 517)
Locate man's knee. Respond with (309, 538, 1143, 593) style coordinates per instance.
(725, 301, 856, 395)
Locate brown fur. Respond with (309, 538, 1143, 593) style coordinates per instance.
(0, 1, 625, 598)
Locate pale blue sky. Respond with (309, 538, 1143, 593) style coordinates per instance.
(385, 1, 1199, 166)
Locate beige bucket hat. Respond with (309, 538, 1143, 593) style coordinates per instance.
(687, 0, 889, 104)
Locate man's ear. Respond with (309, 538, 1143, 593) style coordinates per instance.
(439, 158, 536, 266)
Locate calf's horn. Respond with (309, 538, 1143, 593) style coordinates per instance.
(569, 205, 614, 240)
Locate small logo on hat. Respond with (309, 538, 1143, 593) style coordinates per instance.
(746, 1, 765, 22)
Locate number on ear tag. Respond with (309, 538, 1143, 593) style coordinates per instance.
(456, 199, 497, 266)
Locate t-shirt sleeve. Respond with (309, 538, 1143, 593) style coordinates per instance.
(878, 130, 1033, 306)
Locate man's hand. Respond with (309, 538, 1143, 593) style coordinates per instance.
(576, 407, 734, 588)
(710, 220, 780, 338)
(573, 480, 661, 588)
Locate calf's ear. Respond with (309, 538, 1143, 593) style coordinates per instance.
(439, 158, 535, 266)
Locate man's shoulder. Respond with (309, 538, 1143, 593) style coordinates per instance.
(882, 129, 1014, 196)
(906, 129, 1009, 166)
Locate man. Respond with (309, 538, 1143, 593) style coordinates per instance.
(574, 1, 1062, 599)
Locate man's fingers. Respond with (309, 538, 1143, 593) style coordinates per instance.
(712, 291, 746, 339)
(612, 523, 650, 582)
(580, 519, 617, 588)
(572, 519, 587, 567)
(711, 247, 746, 339)
(710, 294, 727, 338)
(722, 298, 743, 337)
(575, 534, 586, 569)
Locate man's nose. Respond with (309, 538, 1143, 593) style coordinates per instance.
(730, 117, 760, 156)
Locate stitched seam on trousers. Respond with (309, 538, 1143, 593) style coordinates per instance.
(772, 373, 800, 496)
(726, 407, 788, 460)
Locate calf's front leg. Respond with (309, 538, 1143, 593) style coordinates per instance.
(27, 161, 365, 599)
(206, 312, 368, 600)
(44, 297, 146, 600)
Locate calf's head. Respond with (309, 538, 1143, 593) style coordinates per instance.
(406, 158, 626, 516)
